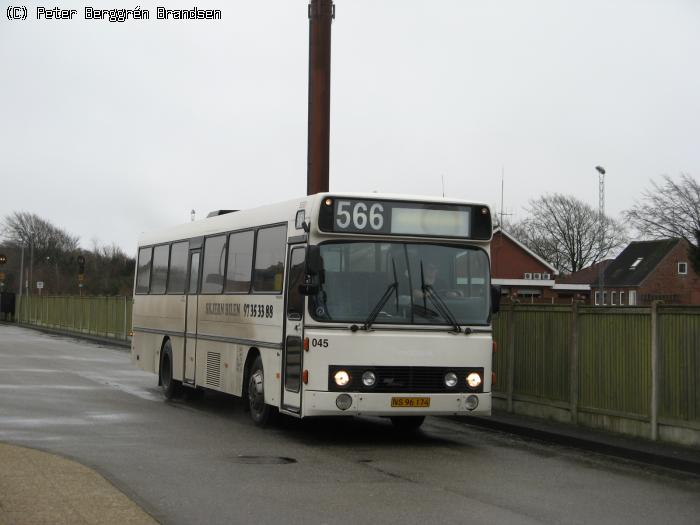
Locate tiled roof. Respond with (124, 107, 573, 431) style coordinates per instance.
(557, 259, 613, 284)
(594, 239, 680, 287)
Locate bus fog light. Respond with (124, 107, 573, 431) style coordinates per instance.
(444, 372, 458, 388)
(465, 395, 479, 410)
(466, 372, 482, 389)
(336, 394, 352, 410)
(334, 370, 351, 387)
(362, 371, 376, 387)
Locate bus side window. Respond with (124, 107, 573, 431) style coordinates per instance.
(188, 253, 200, 294)
(253, 225, 286, 293)
(287, 248, 306, 317)
(225, 230, 254, 293)
(201, 235, 227, 294)
(135, 247, 152, 294)
(150, 244, 170, 294)
(167, 241, 189, 294)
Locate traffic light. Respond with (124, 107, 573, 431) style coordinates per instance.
(0, 254, 6, 265)
(77, 255, 85, 274)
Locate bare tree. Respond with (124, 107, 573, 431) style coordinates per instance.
(0, 213, 134, 295)
(624, 174, 700, 243)
(87, 240, 135, 295)
(517, 194, 627, 274)
(1, 212, 81, 293)
(2, 211, 79, 255)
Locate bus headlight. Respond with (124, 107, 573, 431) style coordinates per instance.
(466, 372, 482, 389)
(362, 371, 376, 387)
(334, 370, 351, 387)
(444, 372, 458, 388)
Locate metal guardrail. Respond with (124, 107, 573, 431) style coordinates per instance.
(17, 295, 132, 343)
(493, 303, 700, 442)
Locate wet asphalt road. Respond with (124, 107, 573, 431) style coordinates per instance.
(1, 325, 699, 525)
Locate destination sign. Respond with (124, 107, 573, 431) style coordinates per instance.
(318, 197, 492, 239)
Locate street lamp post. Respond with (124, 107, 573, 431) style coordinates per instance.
(18, 244, 24, 298)
(595, 166, 606, 305)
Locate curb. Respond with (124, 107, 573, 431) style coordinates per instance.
(0, 441, 158, 524)
(458, 414, 700, 476)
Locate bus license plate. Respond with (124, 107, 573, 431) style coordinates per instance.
(391, 397, 430, 408)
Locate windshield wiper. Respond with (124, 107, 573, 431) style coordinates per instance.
(419, 262, 461, 333)
(363, 259, 399, 331)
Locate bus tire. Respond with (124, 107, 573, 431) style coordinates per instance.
(390, 416, 425, 431)
(247, 356, 274, 426)
(160, 340, 181, 400)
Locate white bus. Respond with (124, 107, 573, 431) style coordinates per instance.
(131, 193, 498, 429)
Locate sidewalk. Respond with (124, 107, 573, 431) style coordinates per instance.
(460, 410, 700, 475)
(0, 443, 157, 525)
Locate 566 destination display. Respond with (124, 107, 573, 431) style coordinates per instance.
(319, 197, 475, 238)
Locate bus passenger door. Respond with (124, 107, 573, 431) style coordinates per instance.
(281, 246, 306, 413)
(184, 250, 201, 385)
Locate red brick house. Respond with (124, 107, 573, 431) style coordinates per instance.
(553, 259, 612, 303)
(591, 238, 700, 305)
(491, 229, 560, 302)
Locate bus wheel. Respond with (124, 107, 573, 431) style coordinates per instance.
(390, 416, 425, 431)
(247, 356, 274, 426)
(160, 341, 181, 400)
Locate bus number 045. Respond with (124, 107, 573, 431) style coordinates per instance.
(336, 201, 384, 231)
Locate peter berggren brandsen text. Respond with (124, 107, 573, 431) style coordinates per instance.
(35, 7, 222, 22)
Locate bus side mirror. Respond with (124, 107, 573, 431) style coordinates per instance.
(299, 283, 318, 296)
(491, 285, 501, 314)
(299, 273, 319, 296)
(299, 245, 322, 295)
(306, 245, 322, 276)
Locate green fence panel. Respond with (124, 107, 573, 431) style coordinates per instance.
(492, 308, 510, 394)
(512, 305, 571, 402)
(16, 295, 133, 343)
(578, 307, 651, 417)
(659, 306, 700, 423)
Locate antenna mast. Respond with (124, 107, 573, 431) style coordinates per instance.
(595, 165, 606, 304)
(500, 167, 504, 229)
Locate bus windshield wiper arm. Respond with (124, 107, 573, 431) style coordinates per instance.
(419, 262, 461, 333)
(423, 284, 461, 333)
(362, 282, 397, 330)
(363, 259, 399, 331)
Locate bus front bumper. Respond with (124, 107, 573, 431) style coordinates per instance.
(302, 391, 491, 417)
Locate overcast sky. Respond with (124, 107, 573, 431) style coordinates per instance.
(2, 0, 699, 254)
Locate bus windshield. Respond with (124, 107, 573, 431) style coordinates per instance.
(309, 242, 490, 326)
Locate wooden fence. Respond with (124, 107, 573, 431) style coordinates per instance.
(493, 303, 700, 445)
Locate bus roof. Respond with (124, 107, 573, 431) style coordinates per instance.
(136, 192, 491, 248)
